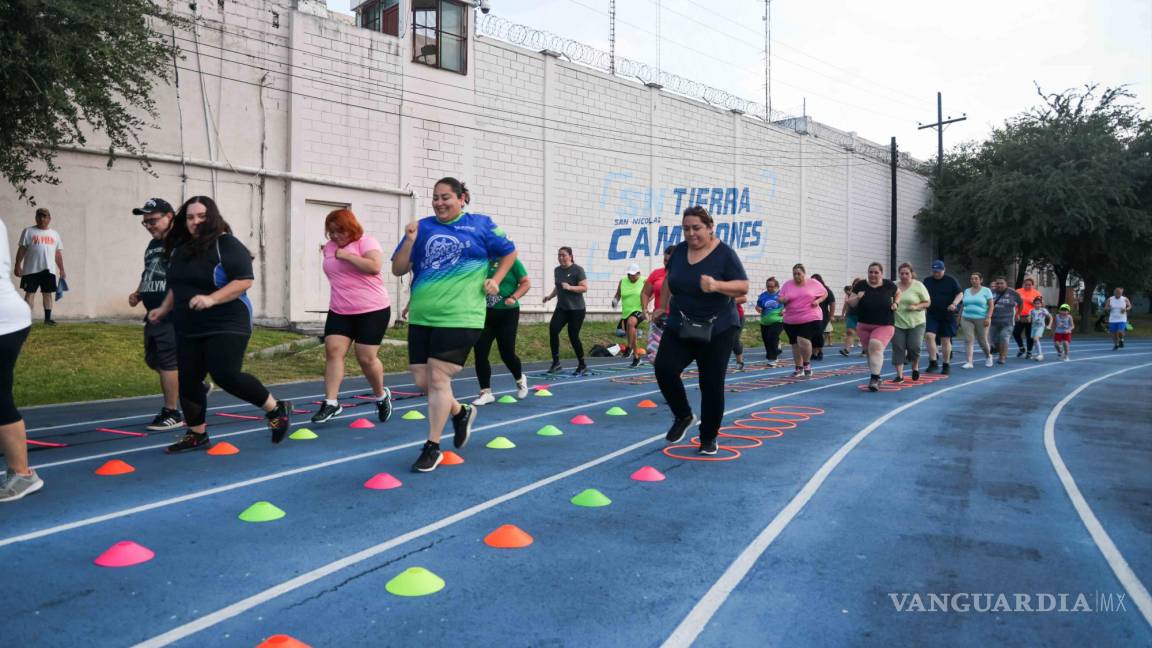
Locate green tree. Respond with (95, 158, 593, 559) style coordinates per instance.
(0, 0, 186, 202)
(918, 85, 1152, 331)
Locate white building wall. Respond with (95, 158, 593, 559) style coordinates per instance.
(0, 0, 932, 325)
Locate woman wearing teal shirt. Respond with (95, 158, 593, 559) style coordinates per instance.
(471, 258, 531, 405)
(950, 271, 993, 369)
(891, 263, 931, 382)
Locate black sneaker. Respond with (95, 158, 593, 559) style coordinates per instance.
(310, 402, 343, 424)
(573, 364, 589, 376)
(147, 407, 185, 431)
(452, 404, 476, 448)
(665, 414, 697, 443)
(376, 388, 393, 423)
(911, 369, 920, 381)
(839, 348, 850, 357)
(735, 361, 745, 371)
(813, 350, 824, 361)
(412, 441, 442, 473)
(868, 376, 880, 392)
(546, 361, 563, 374)
(1119, 338, 1125, 348)
(165, 432, 210, 454)
(44, 319, 57, 326)
(630, 356, 641, 368)
(698, 439, 718, 455)
(267, 400, 292, 443)
(941, 363, 951, 375)
(890, 376, 905, 384)
(927, 360, 938, 373)
(1016, 348, 1026, 358)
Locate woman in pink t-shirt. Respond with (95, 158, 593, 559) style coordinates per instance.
(778, 263, 827, 378)
(310, 209, 393, 425)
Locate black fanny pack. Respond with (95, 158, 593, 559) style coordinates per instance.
(679, 311, 717, 342)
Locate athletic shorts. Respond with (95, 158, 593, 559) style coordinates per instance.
(20, 269, 57, 294)
(783, 320, 823, 344)
(845, 314, 858, 330)
(857, 322, 895, 348)
(989, 322, 1013, 344)
(407, 323, 481, 367)
(924, 312, 958, 338)
(1108, 322, 1127, 333)
(143, 320, 179, 371)
(1054, 332, 1072, 343)
(324, 307, 391, 346)
(625, 310, 647, 325)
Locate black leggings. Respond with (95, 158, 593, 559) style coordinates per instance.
(760, 322, 783, 361)
(1012, 321, 1035, 353)
(0, 326, 30, 426)
(549, 308, 586, 363)
(474, 308, 524, 390)
(177, 333, 271, 427)
(654, 326, 738, 445)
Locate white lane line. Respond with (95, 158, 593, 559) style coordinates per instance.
(5, 361, 828, 546)
(30, 358, 833, 470)
(660, 352, 1152, 648)
(22, 358, 641, 434)
(132, 374, 873, 648)
(1043, 362, 1152, 628)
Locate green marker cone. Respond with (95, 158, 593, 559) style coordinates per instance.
(238, 501, 286, 522)
(497, 395, 518, 404)
(385, 567, 445, 597)
(535, 389, 553, 397)
(289, 428, 318, 440)
(402, 410, 426, 420)
(570, 488, 612, 507)
(536, 425, 564, 437)
(605, 406, 628, 416)
(486, 436, 516, 449)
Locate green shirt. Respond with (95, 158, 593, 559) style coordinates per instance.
(486, 259, 527, 310)
(895, 279, 930, 329)
(619, 276, 644, 318)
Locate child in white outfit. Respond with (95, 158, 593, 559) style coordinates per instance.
(1029, 297, 1051, 361)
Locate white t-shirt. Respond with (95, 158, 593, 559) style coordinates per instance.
(1107, 296, 1129, 323)
(18, 226, 63, 275)
(0, 222, 33, 335)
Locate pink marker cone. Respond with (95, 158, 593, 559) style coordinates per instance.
(630, 466, 666, 482)
(571, 415, 594, 425)
(364, 473, 403, 490)
(349, 418, 375, 429)
(94, 541, 155, 568)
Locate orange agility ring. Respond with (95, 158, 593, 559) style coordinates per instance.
(662, 443, 742, 461)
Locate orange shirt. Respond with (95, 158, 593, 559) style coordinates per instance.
(1017, 287, 1042, 316)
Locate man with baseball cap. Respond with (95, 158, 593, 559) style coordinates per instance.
(614, 262, 647, 368)
(130, 198, 185, 431)
(922, 259, 962, 374)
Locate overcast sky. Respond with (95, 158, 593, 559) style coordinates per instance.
(328, 0, 1151, 160)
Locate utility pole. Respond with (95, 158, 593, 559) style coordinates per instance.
(763, 0, 771, 119)
(917, 91, 966, 180)
(609, 0, 616, 75)
(890, 137, 898, 280)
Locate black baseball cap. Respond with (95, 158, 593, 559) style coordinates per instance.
(132, 198, 174, 215)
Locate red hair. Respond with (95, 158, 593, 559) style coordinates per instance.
(325, 208, 363, 242)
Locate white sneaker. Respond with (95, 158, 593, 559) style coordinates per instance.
(0, 469, 43, 502)
(962, 362, 974, 369)
(984, 357, 994, 368)
(1035, 354, 1044, 362)
(1063, 356, 1070, 362)
(472, 391, 496, 406)
(515, 376, 529, 400)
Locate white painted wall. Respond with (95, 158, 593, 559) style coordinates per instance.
(0, 0, 932, 325)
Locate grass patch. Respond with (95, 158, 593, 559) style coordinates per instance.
(14, 313, 1150, 407)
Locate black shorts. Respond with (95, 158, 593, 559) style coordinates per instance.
(783, 320, 823, 344)
(925, 312, 958, 338)
(20, 270, 57, 294)
(324, 307, 391, 345)
(626, 311, 647, 325)
(408, 323, 481, 367)
(143, 320, 179, 371)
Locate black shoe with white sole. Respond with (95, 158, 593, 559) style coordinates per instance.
(665, 414, 697, 443)
(310, 403, 343, 424)
(697, 439, 718, 455)
(412, 441, 442, 473)
(452, 404, 477, 448)
(147, 408, 185, 431)
(376, 388, 393, 423)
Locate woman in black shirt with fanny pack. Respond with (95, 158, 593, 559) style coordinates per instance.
(653, 206, 749, 455)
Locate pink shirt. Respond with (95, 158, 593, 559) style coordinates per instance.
(322, 235, 391, 315)
(780, 278, 826, 325)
